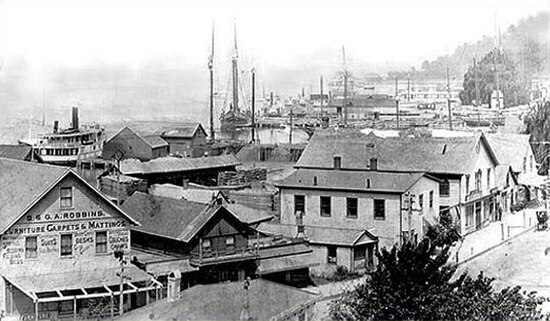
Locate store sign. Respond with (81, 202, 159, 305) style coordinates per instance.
(5, 220, 127, 236)
(25, 210, 106, 222)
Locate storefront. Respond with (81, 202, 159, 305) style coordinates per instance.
(0, 160, 162, 320)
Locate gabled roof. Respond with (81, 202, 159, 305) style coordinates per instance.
(120, 155, 240, 175)
(275, 168, 435, 193)
(106, 126, 168, 149)
(296, 130, 499, 175)
(0, 145, 34, 161)
(116, 279, 318, 321)
(0, 158, 139, 234)
(495, 164, 517, 188)
(160, 123, 207, 139)
(486, 134, 534, 173)
(121, 192, 207, 240)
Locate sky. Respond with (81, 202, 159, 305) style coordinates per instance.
(0, 0, 549, 72)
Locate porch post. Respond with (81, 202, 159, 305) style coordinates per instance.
(34, 299, 38, 321)
(73, 296, 77, 319)
(110, 294, 114, 320)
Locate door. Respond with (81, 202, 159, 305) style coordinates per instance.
(475, 201, 482, 229)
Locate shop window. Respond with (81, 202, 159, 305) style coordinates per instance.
(327, 246, 337, 264)
(60, 234, 73, 257)
(466, 204, 474, 227)
(374, 199, 385, 220)
(60, 187, 73, 208)
(294, 195, 305, 215)
(95, 231, 107, 254)
(429, 191, 434, 208)
(320, 196, 331, 217)
(226, 236, 235, 254)
(439, 179, 450, 197)
(25, 236, 37, 259)
(346, 197, 358, 218)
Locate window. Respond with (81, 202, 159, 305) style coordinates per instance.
(439, 179, 450, 197)
(465, 204, 474, 227)
(294, 195, 305, 215)
(202, 239, 212, 255)
(475, 170, 482, 191)
(530, 156, 534, 172)
(465, 175, 470, 194)
(346, 197, 358, 218)
(327, 246, 337, 264)
(333, 156, 341, 169)
(95, 231, 107, 254)
(429, 191, 434, 208)
(418, 194, 424, 210)
(226, 236, 235, 253)
(354, 245, 366, 261)
(487, 168, 491, 189)
(25, 236, 37, 259)
(60, 234, 73, 257)
(60, 187, 73, 208)
(523, 157, 527, 172)
(374, 199, 385, 220)
(320, 196, 331, 217)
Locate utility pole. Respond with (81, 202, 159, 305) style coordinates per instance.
(113, 150, 124, 207)
(208, 21, 216, 142)
(446, 66, 453, 130)
(289, 106, 293, 144)
(342, 46, 348, 125)
(232, 20, 239, 113)
(407, 77, 411, 102)
(395, 77, 400, 129)
(114, 250, 127, 317)
(320, 76, 324, 117)
(251, 68, 256, 144)
(474, 56, 480, 107)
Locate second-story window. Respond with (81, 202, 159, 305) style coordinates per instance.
(439, 179, 450, 197)
(226, 236, 235, 253)
(25, 236, 37, 259)
(294, 195, 305, 215)
(465, 175, 470, 194)
(60, 234, 73, 257)
(475, 170, 482, 191)
(374, 199, 385, 220)
(95, 231, 107, 254)
(429, 191, 434, 208)
(60, 187, 73, 208)
(320, 196, 331, 217)
(523, 157, 527, 172)
(418, 194, 423, 210)
(202, 239, 212, 255)
(346, 198, 358, 218)
(487, 168, 491, 189)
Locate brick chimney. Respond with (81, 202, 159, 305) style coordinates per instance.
(167, 269, 181, 302)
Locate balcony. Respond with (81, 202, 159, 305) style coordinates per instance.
(190, 246, 259, 267)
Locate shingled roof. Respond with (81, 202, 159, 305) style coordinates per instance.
(0, 158, 139, 234)
(296, 130, 498, 175)
(486, 134, 533, 173)
(106, 126, 168, 149)
(160, 123, 207, 139)
(0, 145, 34, 161)
(275, 169, 434, 193)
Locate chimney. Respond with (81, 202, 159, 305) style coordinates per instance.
(167, 269, 181, 302)
(370, 158, 378, 171)
(71, 106, 79, 129)
(182, 179, 189, 190)
(53, 120, 59, 133)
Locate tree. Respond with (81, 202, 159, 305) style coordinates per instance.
(330, 239, 547, 320)
(523, 101, 550, 174)
(459, 48, 529, 108)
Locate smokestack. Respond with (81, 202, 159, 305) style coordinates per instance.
(71, 107, 79, 129)
(53, 121, 59, 133)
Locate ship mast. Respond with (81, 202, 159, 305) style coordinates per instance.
(232, 20, 239, 113)
(342, 46, 348, 125)
(208, 21, 215, 142)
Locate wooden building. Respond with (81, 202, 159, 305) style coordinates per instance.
(0, 158, 162, 320)
(122, 192, 315, 288)
(160, 123, 208, 157)
(103, 126, 169, 162)
(0, 144, 42, 162)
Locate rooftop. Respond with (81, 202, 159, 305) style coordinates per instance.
(120, 154, 240, 175)
(486, 133, 533, 172)
(0, 144, 34, 161)
(116, 279, 318, 321)
(160, 123, 206, 139)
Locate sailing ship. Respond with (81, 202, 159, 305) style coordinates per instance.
(219, 21, 252, 132)
(20, 107, 105, 165)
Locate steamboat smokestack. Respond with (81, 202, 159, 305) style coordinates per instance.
(71, 106, 79, 130)
(53, 120, 59, 133)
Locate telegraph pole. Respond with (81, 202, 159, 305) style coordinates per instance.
(251, 68, 256, 143)
(395, 77, 400, 129)
(474, 56, 480, 107)
(289, 106, 293, 144)
(446, 66, 453, 130)
(342, 46, 348, 125)
(320, 76, 324, 116)
(208, 21, 216, 142)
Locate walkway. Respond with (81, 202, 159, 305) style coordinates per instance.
(450, 205, 542, 264)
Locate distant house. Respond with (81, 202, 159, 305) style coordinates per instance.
(122, 192, 315, 288)
(0, 144, 42, 162)
(274, 168, 440, 275)
(295, 131, 500, 235)
(103, 126, 169, 161)
(117, 279, 318, 321)
(160, 123, 208, 157)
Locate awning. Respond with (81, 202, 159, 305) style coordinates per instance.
(4, 265, 162, 303)
(257, 253, 319, 275)
(145, 259, 198, 277)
